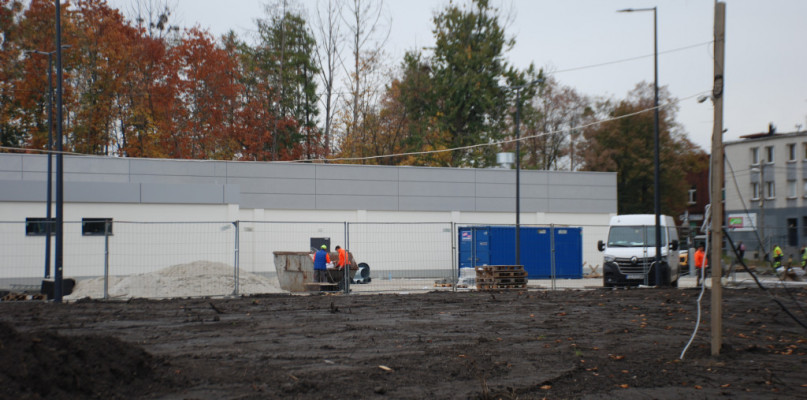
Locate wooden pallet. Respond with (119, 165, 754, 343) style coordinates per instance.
(476, 283, 527, 291)
(1, 292, 47, 301)
(475, 265, 528, 291)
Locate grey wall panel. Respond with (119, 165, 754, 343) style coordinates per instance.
(0, 154, 22, 173)
(213, 162, 228, 178)
(3, 154, 617, 214)
(475, 169, 515, 184)
(131, 159, 215, 177)
(141, 183, 224, 204)
(224, 184, 240, 204)
(129, 175, 225, 185)
(548, 198, 616, 213)
(519, 171, 549, 185)
(476, 183, 515, 198)
(226, 162, 314, 179)
(64, 156, 129, 175)
(316, 195, 398, 211)
(476, 196, 549, 213)
(399, 196, 475, 211)
(229, 177, 314, 195)
(520, 184, 549, 198)
(318, 179, 398, 196)
(398, 181, 474, 197)
(549, 185, 610, 199)
(399, 167, 475, 183)
(315, 164, 398, 181)
(0, 181, 43, 201)
(240, 193, 316, 210)
(65, 182, 141, 203)
(519, 198, 551, 213)
(0, 171, 22, 180)
(62, 172, 130, 183)
(21, 155, 48, 172)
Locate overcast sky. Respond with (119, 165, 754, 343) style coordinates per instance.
(107, 0, 807, 152)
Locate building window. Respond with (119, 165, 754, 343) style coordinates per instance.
(804, 179, 807, 198)
(788, 143, 796, 162)
(765, 146, 774, 163)
(25, 218, 55, 236)
(765, 181, 775, 199)
(788, 180, 797, 198)
(82, 218, 113, 236)
(687, 186, 696, 205)
(804, 216, 807, 237)
(804, 143, 807, 160)
(788, 218, 798, 246)
(752, 182, 760, 200)
(751, 147, 759, 165)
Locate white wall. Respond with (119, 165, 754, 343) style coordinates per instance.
(2, 201, 612, 281)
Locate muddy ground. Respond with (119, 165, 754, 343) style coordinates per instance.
(1, 287, 806, 399)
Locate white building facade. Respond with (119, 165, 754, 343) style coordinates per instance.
(1, 153, 617, 284)
(724, 131, 807, 259)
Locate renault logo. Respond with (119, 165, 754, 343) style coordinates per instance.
(630, 256, 638, 264)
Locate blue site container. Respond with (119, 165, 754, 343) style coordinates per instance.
(458, 226, 582, 279)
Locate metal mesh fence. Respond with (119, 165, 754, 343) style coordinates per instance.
(4, 219, 794, 299)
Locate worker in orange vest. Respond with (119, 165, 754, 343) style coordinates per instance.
(694, 245, 706, 287)
(335, 245, 347, 270)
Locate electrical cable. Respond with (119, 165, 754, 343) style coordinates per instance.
(680, 202, 711, 360)
(722, 230, 807, 330)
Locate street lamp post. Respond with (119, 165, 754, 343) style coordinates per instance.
(618, 7, 664, 286)
(23, 46, 69, 279)
(511, 79, 543, 267)
(55, 0, 65, 303)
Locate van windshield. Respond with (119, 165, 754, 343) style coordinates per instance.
(607, 226, 666, 247)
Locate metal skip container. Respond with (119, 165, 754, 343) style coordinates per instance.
(273, 251, 314, 292)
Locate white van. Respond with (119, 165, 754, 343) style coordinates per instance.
(597, 214, 680, 287)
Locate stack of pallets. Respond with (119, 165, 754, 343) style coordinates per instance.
(475, 265, 527, 290)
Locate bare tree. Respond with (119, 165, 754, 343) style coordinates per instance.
(124, 0, 180, 39)
(339, 0, 390, 156)
(312, 0, 342, 157)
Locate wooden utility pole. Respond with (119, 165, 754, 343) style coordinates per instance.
(711, 1, 726, 356)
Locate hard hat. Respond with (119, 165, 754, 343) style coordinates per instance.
(321, 245, 327, 249)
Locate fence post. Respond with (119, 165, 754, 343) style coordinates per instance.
(451, 222, 457, 292)
(103, 219, 110, 300)
(550, 223, 556, 290)
(344, 222, 350, 294)
(233, 220, 240, 296)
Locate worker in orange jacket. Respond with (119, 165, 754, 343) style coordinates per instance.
(694, 245, 706, 287)
(335, 245, 347, 270)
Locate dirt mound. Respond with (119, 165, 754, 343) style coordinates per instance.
(67, 260, 282, 300)
(0, 321, 170, 399)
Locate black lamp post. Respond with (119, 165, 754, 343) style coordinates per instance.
(55, 0, 65, 303)
(511, 78, 544, 267)
(23, 45, 69, 279)
(618, 7, 663, 285)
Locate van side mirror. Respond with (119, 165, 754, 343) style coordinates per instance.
(597, 240, 605, 252)
(670, 240, 679, 251)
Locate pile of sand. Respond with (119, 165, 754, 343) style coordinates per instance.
(66, 261, 283, 300)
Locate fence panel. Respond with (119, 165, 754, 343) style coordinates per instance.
(9, 219, 795, 299)
(238, 221, 346, 278)
(0, 221, 102, 289)
(346, 222, 455, 293)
